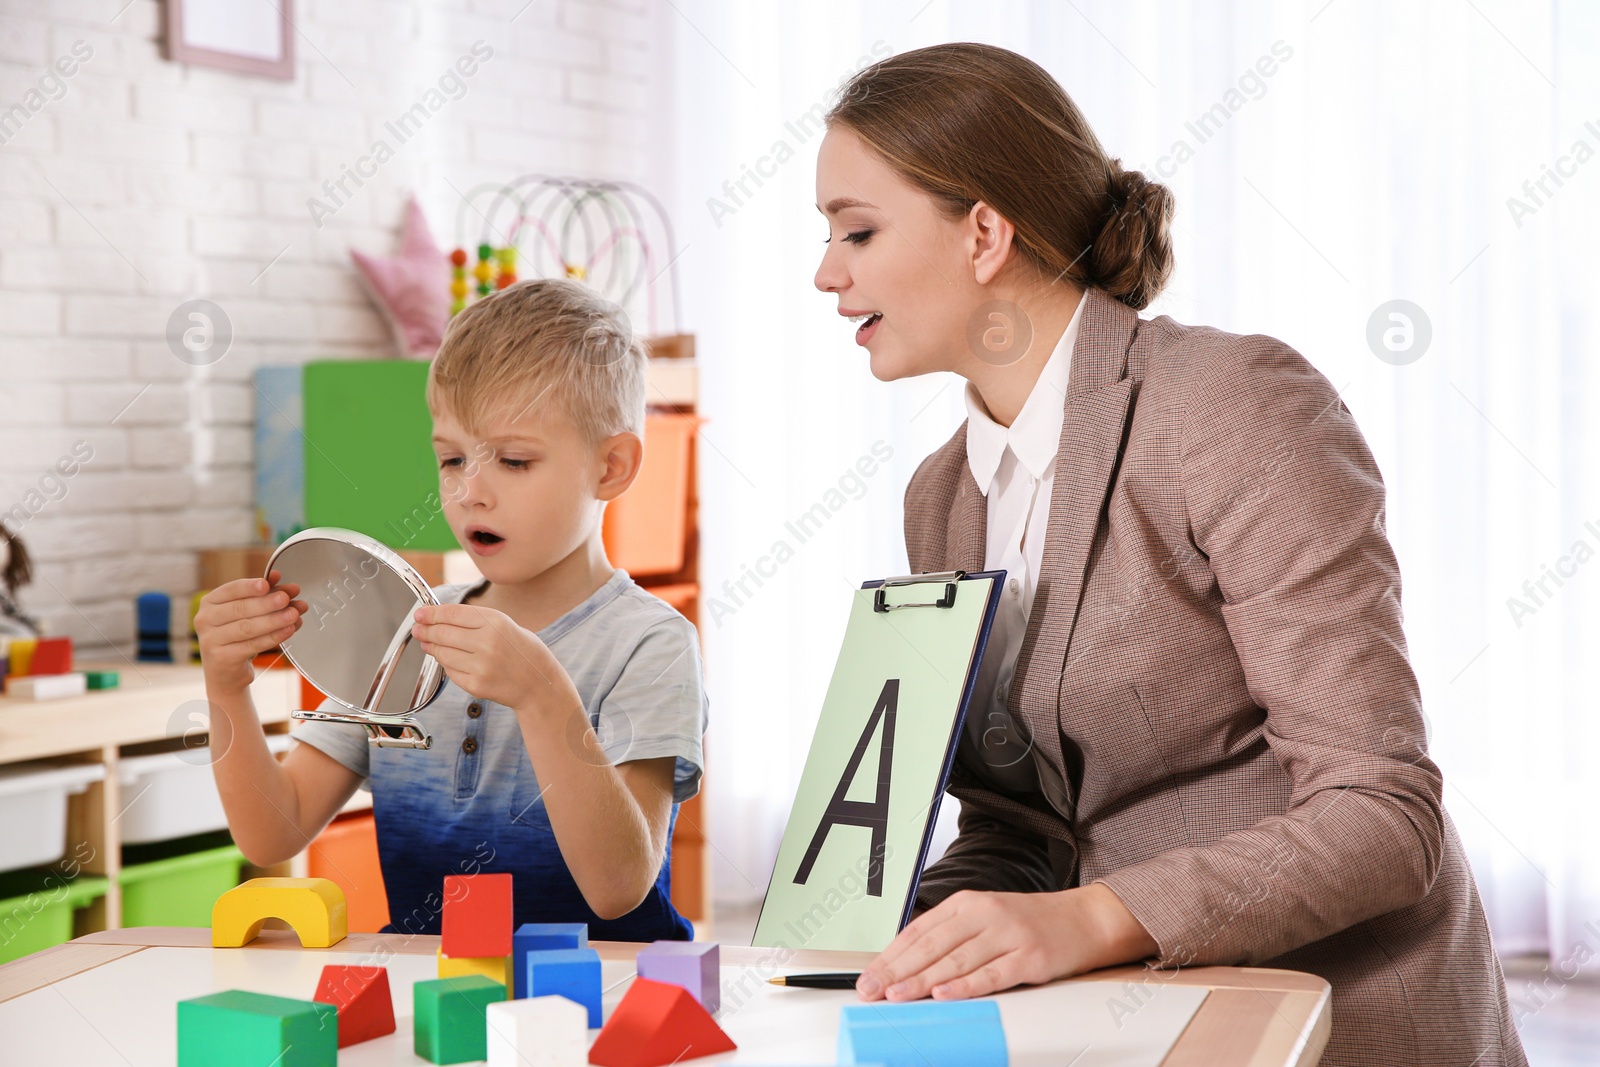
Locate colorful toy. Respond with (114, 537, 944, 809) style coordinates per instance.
(447, 176, 684, 343)
(210, 877, 348, 949)
(350, 195, 451, 358)
(136, 591, 173, 662)
(512, 922, 587, 998)
(177, 989, 336, 1067)
(437, 945, 513, 988)
(588, 977, 736, 1067)
(5, 673, 87, 701)
(486, 995, 587, 1067)
(524, 948, 602, 1027)
(29, 635, 71, 674)
(7, 636, 36, 675)
(413, 975, 504, 1065)
(636, 940, 720, 1011)
(312, 964, 395, 1047)
(85, 670, 118, 690)
(837, 1000, 1008, 1067)
(441, 872, 512, 957)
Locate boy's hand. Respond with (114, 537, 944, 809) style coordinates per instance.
(195, 570, 308, 694)
(411, 604, 577, 713)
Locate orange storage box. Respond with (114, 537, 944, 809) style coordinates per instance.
(603, 413, 700, 576)
(307, 811, 390, 933)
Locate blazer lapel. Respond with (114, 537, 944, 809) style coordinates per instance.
(1011, 289, 1140, 785)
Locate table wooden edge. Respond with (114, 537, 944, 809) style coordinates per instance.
(2, 929, 1330, 1066)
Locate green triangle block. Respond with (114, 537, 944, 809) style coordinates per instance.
(413, 975, 506, 1064)
(177, 989, 337, 1067)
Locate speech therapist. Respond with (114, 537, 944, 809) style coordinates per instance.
(813, 43, 1524, 1067)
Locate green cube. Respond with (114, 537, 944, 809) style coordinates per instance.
(413, 975, 505, 1064)
(177, 989, 336, 1067)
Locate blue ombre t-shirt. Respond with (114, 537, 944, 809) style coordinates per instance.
(291, 569, 706, 942)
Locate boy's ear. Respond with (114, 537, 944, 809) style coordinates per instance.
(595, 431, 644, 503)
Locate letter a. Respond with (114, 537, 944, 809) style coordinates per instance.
(793, 679, 897, 896)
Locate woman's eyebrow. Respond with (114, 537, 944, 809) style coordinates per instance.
(820, 196, 876, 215)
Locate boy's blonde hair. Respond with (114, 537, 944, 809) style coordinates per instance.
(427, 278, 647, 445)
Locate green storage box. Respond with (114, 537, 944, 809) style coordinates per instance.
(119, 832, 248, 928)
(0, 870, 110, 964)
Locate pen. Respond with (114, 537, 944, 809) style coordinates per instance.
(766, 972, 862, 989)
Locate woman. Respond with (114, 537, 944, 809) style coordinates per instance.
(815, 43, 1523, 1067)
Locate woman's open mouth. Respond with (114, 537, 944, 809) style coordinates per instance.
(847, 311, 883, 345)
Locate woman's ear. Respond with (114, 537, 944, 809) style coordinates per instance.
(595, 431, 644, 503)
(967, 200, 1019, 285)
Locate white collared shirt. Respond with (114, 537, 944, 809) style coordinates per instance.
(959, 293, 1084, 804)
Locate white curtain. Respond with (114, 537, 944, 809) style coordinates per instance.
(646, 0, 1600, 970)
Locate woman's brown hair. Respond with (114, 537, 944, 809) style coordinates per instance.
(826, 42, 1174, 310)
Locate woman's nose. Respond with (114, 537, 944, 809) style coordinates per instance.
(815, 246, 849, 293)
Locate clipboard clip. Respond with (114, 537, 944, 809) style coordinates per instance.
(873, 570, 966, 613)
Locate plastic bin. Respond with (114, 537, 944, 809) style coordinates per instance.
(0, 869, 110, 964)
(602, 413, 700, 576)
(307, 812, 389, 933)
(119, 831, 248, 927)
(0, 762, 106, 873)
(116, 735, 291, 845)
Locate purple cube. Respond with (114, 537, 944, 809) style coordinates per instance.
(634, 940, 720, 1012)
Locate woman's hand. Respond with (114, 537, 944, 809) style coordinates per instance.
(411, 604, 576, 714)
(855, 883, 1158, 1002)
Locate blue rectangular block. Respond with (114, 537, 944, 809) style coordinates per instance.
(839, 1000, 1007, 1067)
(512, 923, 588, 999)
(525, 948, 602, 1027)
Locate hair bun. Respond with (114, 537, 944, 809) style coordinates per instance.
(1090, 163, 1174, 311)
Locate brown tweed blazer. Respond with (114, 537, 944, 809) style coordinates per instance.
(908, 287, 1525, 1067)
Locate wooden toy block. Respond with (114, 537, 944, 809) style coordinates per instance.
(486, 995, 587, 1067)
(838, 1000, 1008, 1067)
(512, 922, 587, 998)
(437, 946, 513, 988)
(413, 975, 505, 1065)
(587, 977, 736, 1067)
(5, 672, 87, 700)
(211, 877, 348, 948)
(524, 948, 602, 1027)
(29, 635, 72, 674)
(441, 872, 513, 957)
(177, 989, 337, 1067)
(85, 669, 119, 689)
(312, 964, 395, 1047)
(635, 940, 720, 1011)
(7, 636, 36, 675)
(137, 591, 173, 662)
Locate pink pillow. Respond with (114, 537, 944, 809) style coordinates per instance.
(351, 196, 449, 358)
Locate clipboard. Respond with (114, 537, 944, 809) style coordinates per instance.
(751, 569, 1007, 953)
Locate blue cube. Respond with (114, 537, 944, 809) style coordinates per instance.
(512, 923, 588, 999)
(524, 948, 602, 1027)
(839, 1000, 1007, 1067)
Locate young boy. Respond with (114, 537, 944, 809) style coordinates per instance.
(195, 279, 706, 941)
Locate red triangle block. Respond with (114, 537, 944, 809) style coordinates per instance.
(313, 964, 396, 1047)
(589, 977, 736, 1067)
(442, 873, 513, 958)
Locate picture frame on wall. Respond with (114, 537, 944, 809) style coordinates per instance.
(164, 0, 295, 81)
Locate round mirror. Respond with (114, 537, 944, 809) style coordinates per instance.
(266, 528, 444, 728)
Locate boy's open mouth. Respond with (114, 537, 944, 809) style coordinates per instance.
(466, 526, 504, 546)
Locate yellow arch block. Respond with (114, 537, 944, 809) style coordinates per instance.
(211, 877, 348, 948)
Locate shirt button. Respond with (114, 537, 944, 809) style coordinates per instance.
(462, 736, 478, 755)
(467, 702, 482, 718)
(1009, 577, 1020, 596)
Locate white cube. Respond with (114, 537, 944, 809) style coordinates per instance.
(487, 995, 588, 1067)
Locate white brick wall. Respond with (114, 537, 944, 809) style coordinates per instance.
(0, 0, 658, 654)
